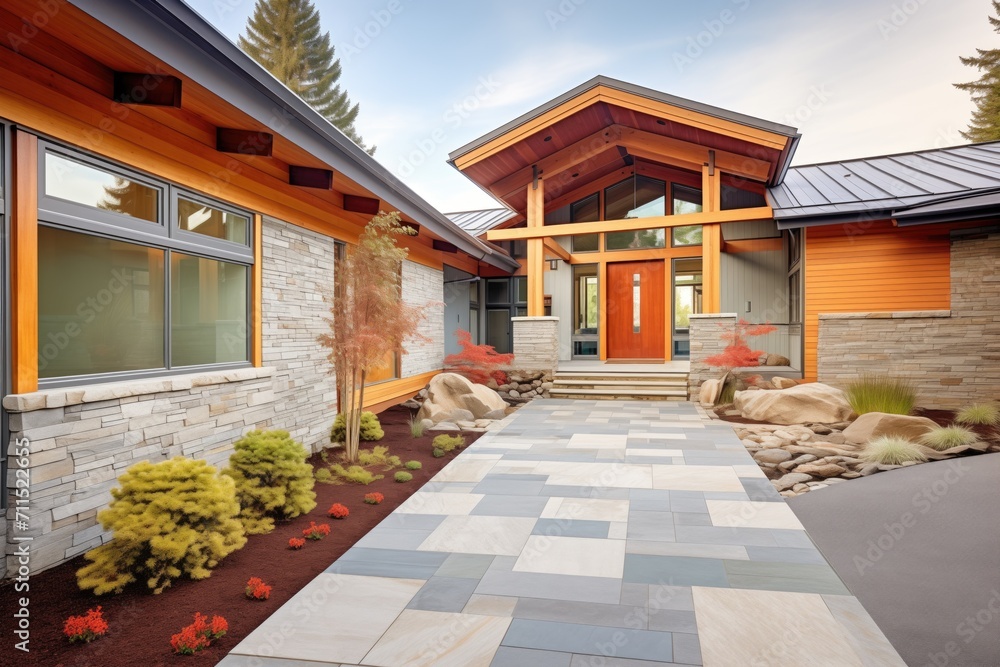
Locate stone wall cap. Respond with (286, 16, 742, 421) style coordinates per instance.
(3, 366, 277, 412)
(819, 311, 951, 320)
(689, 313, 738, 320)
(511, 316, 561, 322)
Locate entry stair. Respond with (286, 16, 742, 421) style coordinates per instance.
(549, 368, 689, 401)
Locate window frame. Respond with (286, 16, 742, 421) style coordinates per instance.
(1, 122, 10, 510)
(35, 140, 254, 388)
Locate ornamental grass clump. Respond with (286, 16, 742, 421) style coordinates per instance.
(76, 457, 246, 595)
(330, 411, 384, 444)
(63, 607, 108, 643)
(409, 416, 426, 438)
(920, 425, 980, 451)
(955, 403, 1000, 426)
(846, 372, 916, 416)
(222, 430, 317, 535)
(859, 436, 927, 465)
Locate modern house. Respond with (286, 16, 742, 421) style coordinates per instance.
(1, 0, 998, 578)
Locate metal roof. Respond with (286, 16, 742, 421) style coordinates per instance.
(448, 75, 800, 165)
(770, 141, 1000, 227)
(67, 0, 520, 273)
(445, 209, 517, 237)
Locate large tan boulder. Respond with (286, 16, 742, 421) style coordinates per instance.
(734, 383, 854, 425)
(416, 373, 507, 424)
(699, 379, 722, 407)
(842, 412, 938, 445)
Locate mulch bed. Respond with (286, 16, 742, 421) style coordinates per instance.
(0, 405, 481, 667)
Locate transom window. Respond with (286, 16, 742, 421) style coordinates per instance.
(36, 141, 253, 385)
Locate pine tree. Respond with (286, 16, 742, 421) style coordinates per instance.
(955, 1, 1000, 142)
(239, 0, 374, 154)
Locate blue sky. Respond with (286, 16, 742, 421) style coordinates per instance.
(190, 0, 993, 212)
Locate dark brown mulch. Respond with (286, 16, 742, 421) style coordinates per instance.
(913, 407, 1000, 444)
(0, 405, 480, 667)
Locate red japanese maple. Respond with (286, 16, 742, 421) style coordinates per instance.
(704, 319, 777, 373)
(444, 329, 515, 385)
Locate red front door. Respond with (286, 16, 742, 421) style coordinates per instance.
(607, 260, 665, 360)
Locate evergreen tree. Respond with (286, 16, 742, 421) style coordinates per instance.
(955, 1, 1000, 142)
(239, 0, 374, 154)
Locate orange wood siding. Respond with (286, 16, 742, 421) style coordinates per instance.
(803, 222, 951, 380)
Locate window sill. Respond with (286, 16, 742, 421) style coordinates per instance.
(3, 366, 276, 412)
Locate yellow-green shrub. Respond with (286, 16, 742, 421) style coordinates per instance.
(432, 434, 465, 454)
(329, 464, 383, 485)
(357, 445, 401, 469)
(76, 457, 246, 595)
(222, 430, 317, 534)
(331, 411, 384, 443)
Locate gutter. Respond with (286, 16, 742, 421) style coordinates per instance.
(66, 0, 520, 273)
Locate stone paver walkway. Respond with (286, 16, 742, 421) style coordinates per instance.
(222, 400, 904, 666)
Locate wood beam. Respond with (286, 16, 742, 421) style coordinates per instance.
(289, 166, 333, 190)
(487, 207, 774, 241)
(113, 72, 182, 107)
(12, 130, 38, 393)
(432, 240, 458, 253)
(543, 237, 571, 262)
(527, 179, 545, 316)
(252, 213, 263, 366)
(343, 194, 381, 215)
(621, 128, 772, 182)
(489, 125, 623, 198)
(702, 161, 722, 213)
(702, 224, 722, 313)
(598, 260, 608, 360)
(216, 127, 273, 157)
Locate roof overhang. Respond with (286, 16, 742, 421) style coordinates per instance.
(448, 76, 800, 212)
(66, 0, 520, 272)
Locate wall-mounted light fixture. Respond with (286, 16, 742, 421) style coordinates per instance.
(548, 259, 560, 271)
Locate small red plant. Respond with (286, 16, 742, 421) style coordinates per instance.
(703, 319, 777, 373)
(245, 577, 272, 600)
(63, 606, 108, 643)
(170, 612, 227, 654)
(328, 503, 350, 519)
(364, 492, 384, 505)
(444, 329, 515, 385)
(288, 537, 306, 550)
(303, 521, 331, 540)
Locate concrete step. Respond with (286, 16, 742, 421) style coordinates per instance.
(549, 387, 688, 400)
(552, 378, 688, 387)
(555, 371, 689, 380)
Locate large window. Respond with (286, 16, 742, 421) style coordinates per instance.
(605, 176, 667, 251)
(672, 184, 702, 215)
(37, 141, 253, 383)
(570, 193, 600, 253)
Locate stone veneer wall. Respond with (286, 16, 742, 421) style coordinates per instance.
(818, 235, 1000, 409)
(1, 218, 342, 576)
(400, 260, 444, 377)
(261, 218, 337, 449)
(512, 317, 560, 373)
(687, 314, 737, 400)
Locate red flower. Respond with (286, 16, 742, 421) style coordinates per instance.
(245, 577, 272, 600)
(363, 492, 384, 505)
(288, 537, 306, 550)
(328, 503, 350, 519)
(303, 521, 331, 540)
(170, 612, 227, 654)
(63, 606, 108, 643)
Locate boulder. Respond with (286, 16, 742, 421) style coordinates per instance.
(764, 354, 792, 367)
(772, 376, 799, 389)
(842, 412, 938, 445)
(796, 463, 846, 478)
(483, 409, 507, 421)
(734, 383, 854, 425)
(416, 373, 508, 424)
(754, 449, 793, 464)
(699, 379, 722, 407)
(773, 472, 813, 491)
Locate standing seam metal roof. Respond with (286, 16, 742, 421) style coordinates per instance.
(445, 209, 517, 237)
(769, 141, 1000, 224)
